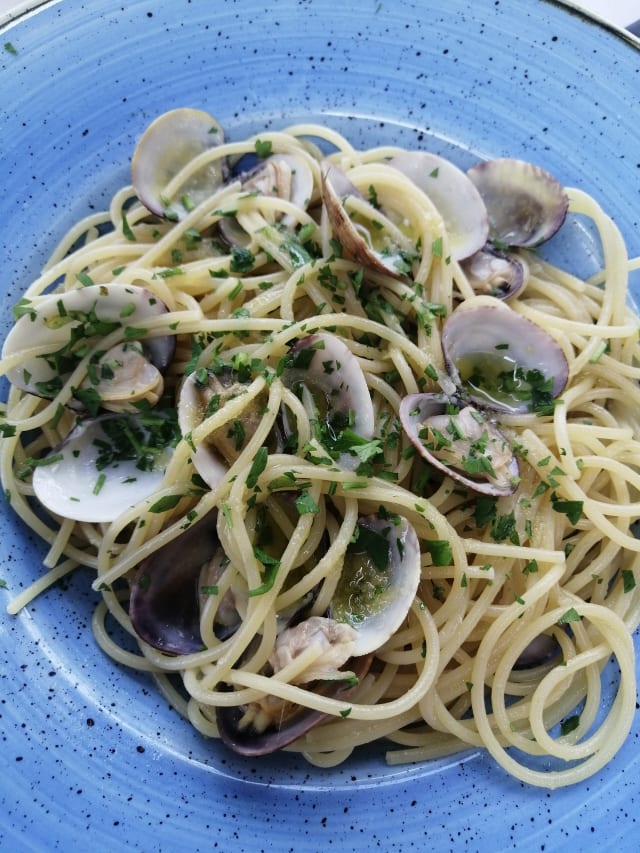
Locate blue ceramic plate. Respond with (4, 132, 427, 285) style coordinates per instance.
(1, 1, 639, 850)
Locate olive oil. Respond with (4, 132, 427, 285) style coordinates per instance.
(456, 351, 536, 410)
(332, 549, 393, 625)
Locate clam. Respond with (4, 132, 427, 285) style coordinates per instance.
(131, 107, 227, 220)
(129, 511, 228, 654)
(2, 283, 174, 411)
(331, 513, 421, 654)
(461, 245, 529, 300)
(32, 412, 176, 523)
(217, 511, 421, 755)
(79, 341, 164, 413)
(442, 305, 569, 415)
(281, 332, 376, 469)
(130, 505, 420, 755)
(129, 506, 316, 656)
(321, 163, 417, 278)
(399, 393, 520, 496)
(218, 152, 315, 246)
(216, 653, 373, 757)
(178, 365, 272, 488)
(467, 158, 569, 248)
(515, 633, 559, 669)
(387, 151, 489, 261)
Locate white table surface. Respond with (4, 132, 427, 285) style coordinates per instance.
(0, 0, 639, 28)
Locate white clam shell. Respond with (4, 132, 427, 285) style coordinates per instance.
(131, 107, 226, 219)
(332, 513, 421, 656)
(177, 370, 230, 490)
(282, 332, 375, 469)
(399, 392, 520, 496)
(388, 151, 489, 261)
(441, 304, 569, 414)
(32, 416, 172, 523)
(2, 283, 172, 402)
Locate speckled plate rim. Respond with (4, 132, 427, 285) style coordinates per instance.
(1, 1, 640, 851)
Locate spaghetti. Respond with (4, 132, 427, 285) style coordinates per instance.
(2, 118, 639, 788)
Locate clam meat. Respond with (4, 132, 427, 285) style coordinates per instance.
(399, 393, 520, 496)
(217, 511, 421, 755)
(78, 340, 164, 413)
(461, 245, 529, 301)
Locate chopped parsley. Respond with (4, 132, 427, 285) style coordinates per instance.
(294, 490, 320, 515)
(149, 494, 182, 513)
(423, 539, 453, 566)
(551, 496, 583, 525)
(348, 520, 391, 572)
(16, 453, 64, 481)
(560, 714, 581, 736)
(490, 510, 519, 544)
(248, 546, 280, 596)
(557, 607, 581, 625)
(93, 409, 180, 473)
(246, 446, 268, 489)
(622, 569, 636, 593)
(230, 246, 255, 273)
(254, 138, 273, 159)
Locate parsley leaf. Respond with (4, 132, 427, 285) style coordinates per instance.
(557, 607, 581, 625)
(149, 494, 182, 513)
(423, 539, 453, 566)
(474, 495, 497, 528)
(551, 496, 583, 525)
(560, 714, 581, 736)
(348, 522, 390, 572)
(622, 569, 636, 593)
(254, 138, 273, 159)
(248, 546, 280, 596)
(295, 490, 320, 515)
(246, 446, 268, 489)
(230, 246, 255, 273)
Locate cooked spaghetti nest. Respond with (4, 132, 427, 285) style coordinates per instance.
(2, 120, 640, 789)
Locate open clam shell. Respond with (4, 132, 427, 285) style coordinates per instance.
(2, 283, 174, 409)
(178, 365, 274, 488)
(217, 511, 420, 756)
(332, 513, 421, 655)
(388, 150, 489, 261)
(399, 392, 520, 496)
(467, 158, 569, 248)
(129, 511, 221, 655)
(131, 107, 227, 220)
(218, 151, 315, 246)
(461, 245, 529, 301)
(216, 653, 373, 757)
(441, 305, 569, 414)
(32, 413, 175, 523)
(281, 333, 375, 469)
(321, 163, 416, 279)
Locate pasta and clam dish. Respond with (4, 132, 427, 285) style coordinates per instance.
(2, 109, 639, 788)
